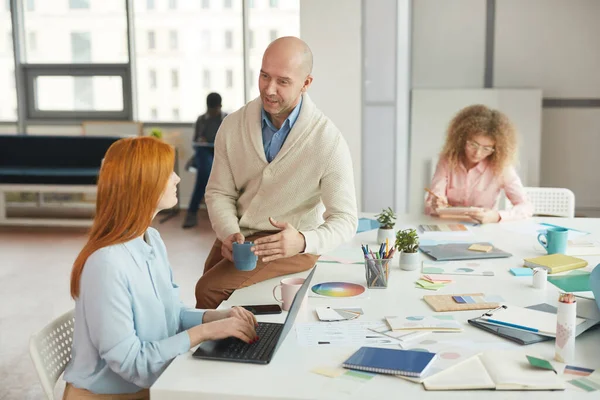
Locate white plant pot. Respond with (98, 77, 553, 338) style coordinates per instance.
(377, 228, 396, 245)
(399, 251, 420, 271)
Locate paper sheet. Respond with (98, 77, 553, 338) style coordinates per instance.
(422, 260, 495, 276)
(320, 369, 376, 396)
(385, 315, 462, 332)
(402, 341, 480, 383)
(295, 321, 398, 346)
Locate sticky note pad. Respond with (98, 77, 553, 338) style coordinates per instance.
(311, 367, 346, 378)
(468, 244, 493, 252)
(526, 355, 556, 372)
(452, 296, 466, 304)
(510, 267, 534, 276)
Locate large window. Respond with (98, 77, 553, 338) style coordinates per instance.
(2, 0, 300, 124)
(0, 5, 16, 121)
(23, 0, 127, 64)
(133, 0, 245, 121)
(17, 0, 129, 120)
(247, 0, 300, 99)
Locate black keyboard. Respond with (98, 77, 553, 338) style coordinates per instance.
(220, 322, 283, 361)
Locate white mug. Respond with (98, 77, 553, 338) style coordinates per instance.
(272, 277, 305, 311)
(533, 268, 547, 289)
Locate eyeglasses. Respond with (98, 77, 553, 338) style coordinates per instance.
(466, 140, 495, 154)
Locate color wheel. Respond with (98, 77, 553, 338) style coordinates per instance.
(311, 282, 366, 297)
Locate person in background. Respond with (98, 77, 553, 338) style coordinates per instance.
(63, 137, 256, 399)
(183, 92, 227, 229)
(425, 104, 533, 223)
(194, 37, 358, 309)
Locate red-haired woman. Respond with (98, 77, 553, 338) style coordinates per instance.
(63, 137, 257, 399)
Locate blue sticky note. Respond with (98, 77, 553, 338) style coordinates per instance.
(452, 296, 466, 304)
(510, 267, 533, 277)
(357, 218, 380, 233)
(462, 296, 476, 304)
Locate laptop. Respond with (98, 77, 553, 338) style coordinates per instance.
(192, 266, 316, 365)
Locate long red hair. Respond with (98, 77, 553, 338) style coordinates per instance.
(70, 137, 175, 299)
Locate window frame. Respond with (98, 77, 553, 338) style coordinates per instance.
(23, 64, 132, 120)
(1, 0, 299, 126)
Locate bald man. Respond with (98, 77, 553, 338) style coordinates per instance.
(195, 37, 358, 309)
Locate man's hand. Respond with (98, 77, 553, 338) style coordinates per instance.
(222, 232, 245, 262)
(251, 217, 306, 263)
(464, 209, 500, 224)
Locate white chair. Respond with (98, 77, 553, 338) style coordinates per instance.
(30, 309, 75, 400)
(506, 187, 575, 218)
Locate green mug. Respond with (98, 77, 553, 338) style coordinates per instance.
(537, 227, 568, 255)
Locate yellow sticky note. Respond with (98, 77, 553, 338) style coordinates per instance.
(311, 367, 346, 378)
(468, 244, 493, 252)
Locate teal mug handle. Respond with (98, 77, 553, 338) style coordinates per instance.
(537, 233, 548, 249)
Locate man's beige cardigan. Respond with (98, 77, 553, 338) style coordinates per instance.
(205, 93, 358, 255)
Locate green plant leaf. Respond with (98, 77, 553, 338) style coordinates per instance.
(395, 228, 419, 253)
(374, 207, 396, 229)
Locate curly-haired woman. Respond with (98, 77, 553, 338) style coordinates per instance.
(425, 105, 533, 224)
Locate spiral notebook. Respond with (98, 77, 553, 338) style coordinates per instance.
(342, 347, 437, 377)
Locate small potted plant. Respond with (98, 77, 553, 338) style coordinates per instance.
(375, 207, 396, 244)
(149, 128, 163, 140)
(395, 228, 420, 271)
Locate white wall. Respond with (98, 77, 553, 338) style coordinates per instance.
(412, 0, 600, 214)
(494, 0, 600, 98)
(412, 0, 486, 88)
(300, 0, 362, 210)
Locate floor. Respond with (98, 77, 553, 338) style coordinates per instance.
(0, 210, 215, 400)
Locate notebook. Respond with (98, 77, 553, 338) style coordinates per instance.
(523, 254, 588, 274)
(423, 350, 565, 391)
(420, 242, 512, 261)
(423, 293, 500, 312)
(342, 347, 436, 378)
(480, 304, 585, 337)
(468, 303, 600, 345)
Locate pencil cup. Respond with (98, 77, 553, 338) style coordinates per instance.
(532, 268, 547, 289)
(364, 258, 391, 289)
(555, 299, 576, 363)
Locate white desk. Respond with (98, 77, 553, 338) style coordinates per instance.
(152, 216, 600, 399)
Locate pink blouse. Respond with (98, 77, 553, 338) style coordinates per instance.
(425, 158, 533, 222)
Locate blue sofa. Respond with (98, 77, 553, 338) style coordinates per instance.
(0, 135, 122, 185)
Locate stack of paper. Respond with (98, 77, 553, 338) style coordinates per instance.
(423, 351, 566, 391)
(415, 275, 452, 291)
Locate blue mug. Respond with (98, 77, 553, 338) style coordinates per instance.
(232, 241, 258, 271)
(537, 227, 568, 255)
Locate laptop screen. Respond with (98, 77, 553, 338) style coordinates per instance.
(272, 266, 316, 353)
